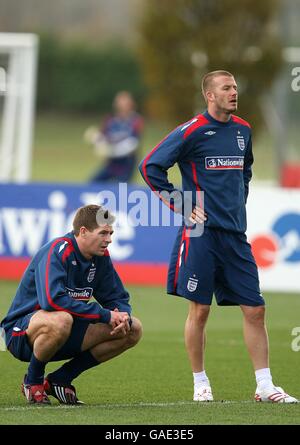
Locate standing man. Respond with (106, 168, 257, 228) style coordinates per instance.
(1, 205, 142, 405)
(88, 91, 144, 183)
(139, 70, 298, 403)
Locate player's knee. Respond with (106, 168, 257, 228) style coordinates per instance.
(127, 318, 143, 347)
(189, 303, 210, 326)
(49, 311, 73, 339)
(244, 305, 265, 325)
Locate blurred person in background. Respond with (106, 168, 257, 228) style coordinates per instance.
(0, 205, 142, 405)
(139, 70, 298, 404)
(85, 91, 144, 183)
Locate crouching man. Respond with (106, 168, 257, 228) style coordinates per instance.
(0, 205, 142, 405)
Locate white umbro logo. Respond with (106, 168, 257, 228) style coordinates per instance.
(204, 131, 216, 135)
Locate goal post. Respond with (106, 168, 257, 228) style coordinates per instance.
(0, 33, 39, 183)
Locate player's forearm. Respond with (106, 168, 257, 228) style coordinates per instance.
(39, 294, 111, 323)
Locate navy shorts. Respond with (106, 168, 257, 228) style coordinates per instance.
(167, 226, 264, 307)
(6, 312, 91, 362)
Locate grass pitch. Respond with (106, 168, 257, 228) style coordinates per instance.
(0, 280, 299, 425)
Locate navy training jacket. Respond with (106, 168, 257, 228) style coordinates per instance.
(139, 110, 253, 233)
(1, 232, 131, 340)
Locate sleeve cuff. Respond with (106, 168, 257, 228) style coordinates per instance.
(99, 308, 111, 324)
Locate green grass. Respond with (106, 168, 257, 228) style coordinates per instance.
(31, 112, 279, 185)
(0, 280, 299, 424)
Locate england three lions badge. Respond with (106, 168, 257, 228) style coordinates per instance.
(87, 266, 96, 283)
(236, 134, 245, 151)
(187, 277, 198, 292)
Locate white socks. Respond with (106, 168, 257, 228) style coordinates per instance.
(193, 371, 210, 387)
(255, 368, 273, 389)
(194, 368, 274, 390)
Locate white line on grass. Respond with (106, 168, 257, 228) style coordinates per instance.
(2, 400, 254, 411)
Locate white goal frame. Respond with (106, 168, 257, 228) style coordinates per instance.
(0, 33, 38, 183)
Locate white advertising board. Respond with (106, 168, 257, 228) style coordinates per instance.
(247, 186, 300, 293)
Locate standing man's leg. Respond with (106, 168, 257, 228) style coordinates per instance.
(185, 302, 210, 372)
(240, 305, 269, 371)
(167, 227, 215, 401)
(240, 304, 273, 389)
(185, 302, 213, 401)
(241, 304, 298, 403)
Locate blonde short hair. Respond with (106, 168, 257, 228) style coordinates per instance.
(201, 70, 234, 103)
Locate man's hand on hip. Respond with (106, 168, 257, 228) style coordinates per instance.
(189, 205, 207, 225)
